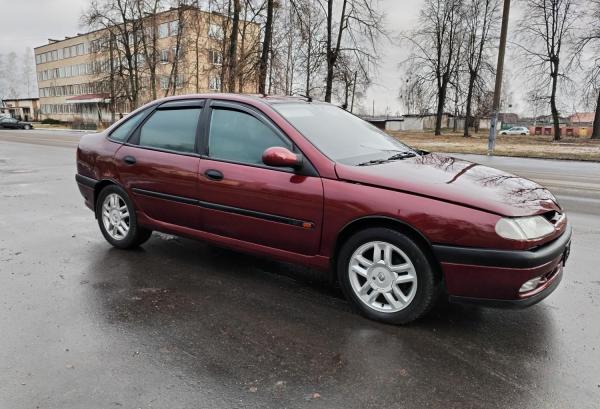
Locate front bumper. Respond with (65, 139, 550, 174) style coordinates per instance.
(433, 225, 572, 307)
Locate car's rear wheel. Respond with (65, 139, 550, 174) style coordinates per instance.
(96, 185, 152, 249)
(337, 228, 438, 324)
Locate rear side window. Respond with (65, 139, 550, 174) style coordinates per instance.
(208, 108, 290, 165)
(109, 109, 148, 142)
(138, 108, 200, 153)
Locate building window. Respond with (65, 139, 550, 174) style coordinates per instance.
(52, 50, 58, 61)
(63, 47, 70, 58)
(176, 74, 184, 89)
(209, 50, 222, 65)
(169, 20, 179, 36)
(208, 76, 221, 91)
(208, 23, 224, 40)
(77, 43, 85, 55)
(159, 22, 169, 38)
(35, 54, 41, 64)
(160, 76, 169, 90)
(160, 49, 169, 63)
(172, 46, 182, 61)
(40, 53, 47, 63)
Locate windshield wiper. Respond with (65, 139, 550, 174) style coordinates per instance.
(356, 151, 417, 166)
(356, 158, 391, 166)
(385, 151, 417, 161)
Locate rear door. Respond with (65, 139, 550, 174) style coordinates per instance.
(114, 100, 203, 229)
(196, 100, 323, 255)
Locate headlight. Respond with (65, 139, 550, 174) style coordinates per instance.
(495, 216, 555, 240)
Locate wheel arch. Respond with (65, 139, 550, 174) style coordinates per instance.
(331, 216, 443, 284)
(93, 179, 122, 217)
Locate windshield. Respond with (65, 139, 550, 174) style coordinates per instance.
(273, 103, 418, 165)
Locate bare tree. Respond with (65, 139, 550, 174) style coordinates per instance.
(4, 52, 20, 99)
(136, 0, 162, 100)
(398, 73, 432, 115)
(83, 0, 146, 109)
(574, 0, 600, 139)
(258, 0, 274, 93)
(322, 0, 383, 103)
(21, 48, 36, 97)
(517, 0, 578, 141)
(405, 0, 464, 135)
(462, 0, 499, 136)
(226, 0, 242, 91)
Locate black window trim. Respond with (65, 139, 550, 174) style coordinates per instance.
(124, 99, 205, 156)
(106, 104, 158, 144)
(202, 99, 318, 176)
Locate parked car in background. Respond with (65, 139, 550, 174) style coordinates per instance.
(75, 94, 571, 324)
(500, 126, 530, 135)
(0, 117, 33, 130)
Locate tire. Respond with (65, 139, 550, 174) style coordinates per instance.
(337, 227, 438, 324)
(96, 184, 152, 249)
(521, 133, 526, 136)
(23, 125, 31, 130)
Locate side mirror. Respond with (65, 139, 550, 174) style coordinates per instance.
(262, 146, 302, 169)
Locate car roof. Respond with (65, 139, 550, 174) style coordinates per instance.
(144, 93, 325, 108)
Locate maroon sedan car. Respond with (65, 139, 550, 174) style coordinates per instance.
(76, 94, 571, 324)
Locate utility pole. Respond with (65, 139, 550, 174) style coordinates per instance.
(488, 0, 511, 155)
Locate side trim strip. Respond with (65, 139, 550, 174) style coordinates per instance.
(131, 187, 313, 229)
(75, 174, 99, 189)
(433, 225, 572, 269)
(132, 187, 198, 205)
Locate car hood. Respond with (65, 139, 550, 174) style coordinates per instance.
(334, 153, 561, 217)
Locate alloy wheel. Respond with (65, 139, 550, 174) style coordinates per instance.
(101, 193, 130, 240)
(348, 241, 418, 313)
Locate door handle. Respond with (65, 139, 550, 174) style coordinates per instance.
(204, 169, 223, 181)
(123, 155, 136, 165)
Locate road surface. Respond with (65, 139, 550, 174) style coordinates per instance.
(1, 129, 599, 409)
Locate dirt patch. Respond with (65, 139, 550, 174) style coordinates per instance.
(389, 131, 600, 161)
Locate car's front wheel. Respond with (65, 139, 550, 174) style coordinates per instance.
(337, 228, 438, 324)
(23, 125, 31, 130)
(96, 185, 152, 249)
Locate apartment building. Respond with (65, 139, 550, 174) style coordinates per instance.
(34, 7, 259, 125)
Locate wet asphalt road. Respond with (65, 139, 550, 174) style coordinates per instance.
(1, 129, 599, 409)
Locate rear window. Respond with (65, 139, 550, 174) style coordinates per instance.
(109, 109, 149, 142)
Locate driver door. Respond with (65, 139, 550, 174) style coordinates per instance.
(196, 101, 323, 255)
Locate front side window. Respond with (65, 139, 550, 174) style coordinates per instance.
(138, 108, 200, 153)
(208, 108, 290, 166)
(273, 103, 415, 165)
(109, 109, 149, 142)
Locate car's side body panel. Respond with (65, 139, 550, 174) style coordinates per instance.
(197, 158, 324, 255)
(114, 144, 201, 229)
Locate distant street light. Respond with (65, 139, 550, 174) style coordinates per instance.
(488, 0, 511, 155)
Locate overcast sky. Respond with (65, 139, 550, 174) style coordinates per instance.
(0, 0, 529, 115)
